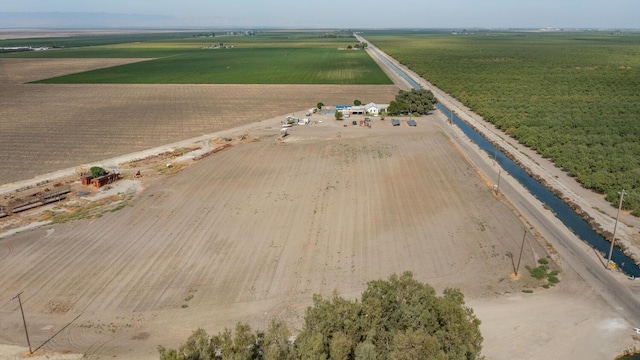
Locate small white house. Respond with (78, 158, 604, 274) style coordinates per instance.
(364, 102, 389, 115)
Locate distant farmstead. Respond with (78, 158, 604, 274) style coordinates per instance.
(335, 102, 389, 116)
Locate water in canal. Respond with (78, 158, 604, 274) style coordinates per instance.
(437, 103, 640, 278)
(374, 47, 640, 277)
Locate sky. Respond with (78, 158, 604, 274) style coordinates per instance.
(2, 0, 639, 29)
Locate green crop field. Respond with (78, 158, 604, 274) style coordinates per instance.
(364, 30, 640, 214)
(2, 32, 391, 85)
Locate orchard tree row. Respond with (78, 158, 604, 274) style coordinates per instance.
(367, 31, 640, 214)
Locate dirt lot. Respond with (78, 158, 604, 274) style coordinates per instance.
(0, 58, 398, 185)
(0, 113, 636, 360)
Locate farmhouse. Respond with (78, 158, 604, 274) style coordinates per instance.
(335, 102, 389, 116)
(364, 102, 389, 115)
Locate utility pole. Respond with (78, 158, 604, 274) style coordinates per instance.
(607, 189, 627, 269)
(11, 292, 32, 354)
(515, 229, 527, 277)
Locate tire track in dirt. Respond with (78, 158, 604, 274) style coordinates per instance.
(0, 119, 546, 357)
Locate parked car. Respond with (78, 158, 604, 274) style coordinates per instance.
(391, 119, 400, 126)
(407, 119, 417, 127)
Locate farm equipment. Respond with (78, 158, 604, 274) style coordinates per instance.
(0, 183, 70, 216)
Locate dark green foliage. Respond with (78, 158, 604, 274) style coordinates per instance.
(354, 99, 362, 106)
(537, 258, 549, 265)
(294, 272, 482, 359)
(89, 166, 107, 178)
(317, 102, 324, 109)
(367, 31, 640, 214)
(158, 272, 483, 359)
(387, 89, 436, 116)
(335, 111, 344, 120)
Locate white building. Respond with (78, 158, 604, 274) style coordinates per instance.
(364, 102, 389, 115)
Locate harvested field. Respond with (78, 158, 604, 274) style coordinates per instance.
(0, 58, 398, 185)
(1, 114, 632, 360)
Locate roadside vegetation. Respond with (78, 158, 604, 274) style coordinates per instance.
(365, 31, 640, 214)
(157, 272, 483, 359)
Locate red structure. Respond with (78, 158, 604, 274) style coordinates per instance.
(90, 172, 120, 188)
(80, 175, 93, 186)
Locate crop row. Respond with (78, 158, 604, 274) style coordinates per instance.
(366, 31, 640, 214)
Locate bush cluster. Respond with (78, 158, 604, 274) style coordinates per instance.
(158, 272, 483, 359)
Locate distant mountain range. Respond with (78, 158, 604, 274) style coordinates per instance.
(0, 12, 178, 29)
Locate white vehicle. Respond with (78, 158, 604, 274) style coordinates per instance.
(634, 327, 640, 334)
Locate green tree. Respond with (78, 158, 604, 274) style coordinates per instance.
(158, 273, 483, 359)
(387, 89, 436, 116)
(178, 328, 215, 359)
(262, 318, 292, 359)
(354, 99, 362, 106)
(335, 110, 344, 120)
(294, 272, 482, 359)
(317, 102, 324, 110)
(329, 331, 352, 360)
(354, 338, 377, 360)
(90, 166, 107, 178)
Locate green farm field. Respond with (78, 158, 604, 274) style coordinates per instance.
(2, 32, 391, 85)
(365, 31, 640, 213)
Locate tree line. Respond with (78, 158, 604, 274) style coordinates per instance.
(367, 32, 640, 214)
(158, 272, 483, 359)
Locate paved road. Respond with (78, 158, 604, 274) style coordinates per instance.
(358, 34, 640, 326)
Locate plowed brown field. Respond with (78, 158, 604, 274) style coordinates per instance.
(0, 58, 398, 185)
(0, 113, 546, 358)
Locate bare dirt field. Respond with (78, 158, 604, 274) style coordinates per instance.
(0, 113, 636, 360)
(0, 58, 398, 185)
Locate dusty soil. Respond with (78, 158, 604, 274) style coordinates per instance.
(0, 58, 398, 185)
(0, 113, 636, 360)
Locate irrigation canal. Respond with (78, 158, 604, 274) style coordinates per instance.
(372, 47, 640, 278)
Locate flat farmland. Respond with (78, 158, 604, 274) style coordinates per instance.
(0, 58, 398, 185)
(36, 48, 391, 84)
(3, 33, 391, 84)
(1, 116, 630, 360)
(1, 116, 564, 359)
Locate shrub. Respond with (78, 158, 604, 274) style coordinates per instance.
(90, 166, 107, 178)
